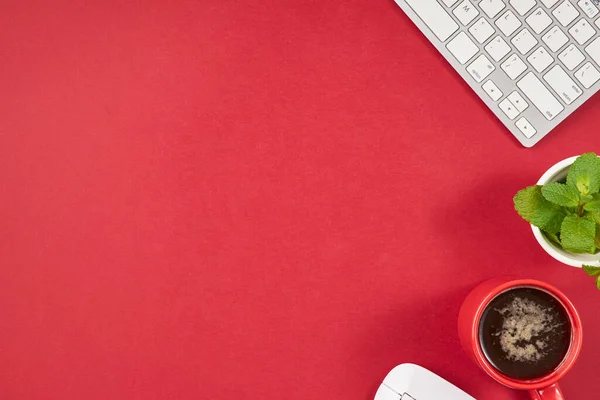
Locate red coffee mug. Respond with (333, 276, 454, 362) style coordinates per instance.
(458, 278, 582, 400)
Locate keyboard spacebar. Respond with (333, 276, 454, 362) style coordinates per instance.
(517, 72, 564, 121)
(403, 0, 459, 42)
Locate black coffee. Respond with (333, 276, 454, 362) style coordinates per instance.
(478, 287, 571, 380)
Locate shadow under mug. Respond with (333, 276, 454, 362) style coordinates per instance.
(458, 278, 583, 400)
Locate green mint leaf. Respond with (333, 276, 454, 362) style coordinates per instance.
(567, 153, 600, 194)
(584, 200, 600, 212)
(514, 185, 544, 223)
(577, 180, 589, 195)
(584, 211, 600, 224)
(533, 207, 566, 234)
(583, 265, 600, 277)
(585, 266, 600, 291)
(581, 193, 594, 202)
(560, 215, 596, 254)
(542, 183, 580, 207)
(544, 231, 562, 247)
(514, 185, 565, 232)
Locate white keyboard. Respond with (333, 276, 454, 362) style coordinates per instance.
(394, 0, 600, 147)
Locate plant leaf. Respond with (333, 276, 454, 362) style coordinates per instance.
(567, 153, 600, 194)
(560, 215, 596, 254)
(577, 180, 589, 195)
(533, 207, 566, 234)
(583, 211, 600, 226)
(584, 200, 600, 212)
(583, 265, 600, 277)
(545, 231, 562, 246)
(581, 193, 594, 202)
(585, 266, 600, 290)
(542, 183, 580, 207)
(514, 186, 544, 223)
(514, 185, 566, 233)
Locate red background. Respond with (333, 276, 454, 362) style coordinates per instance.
(1, 1, 599, 399)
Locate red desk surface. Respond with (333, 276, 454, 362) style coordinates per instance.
(1, 1, 599, 399)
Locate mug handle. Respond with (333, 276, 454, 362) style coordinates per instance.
(529, 383, 564, 400)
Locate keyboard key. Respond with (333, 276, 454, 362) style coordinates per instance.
(501, 54, 528, 79)
(553, 1, 580, 26)
(453, 0, 480, 25)
(467, 54, 495, 82)
(485, 36, 511, 61)
(404, 0, 459, 41)
(559, 44, 586, 70)
(517, 72, 564, 120)
(499, 98, 520, 119)
(496, 10, 522, 36)
(511, 0, 537, 16)
(575, 62, 600, 88)
(516, 117, 537, 138)
(526, 8, 553, 34)
(483, 80, 503, 100)
(543, 64, 583, 104)
(480, 0, 506, 18)
(442, 0, 461, 6)
(528, 47, 555, 72)
(469, 18, 495, 43)
(508, 91, 529, 112)
(585, 37, 600, 65)
(447, 32, 479, 64)
(542, 26, 569, 52)
(578, 0, 599, 18)
(541, 0, 560, 7)
(512, 29, 538, 54)
(569, 19, 596, 44)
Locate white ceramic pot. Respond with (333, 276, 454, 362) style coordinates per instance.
(532, 156, 600, 268)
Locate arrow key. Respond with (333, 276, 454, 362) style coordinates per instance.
(508, 91, 529, 112)
(482, 80, 503, 101)
(516, 117, 537, 138)
(499, 98, 520, 120)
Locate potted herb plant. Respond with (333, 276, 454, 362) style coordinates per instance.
(514, 153, 600, 289)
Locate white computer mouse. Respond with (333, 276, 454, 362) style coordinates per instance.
(374, 363, 475, 400)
